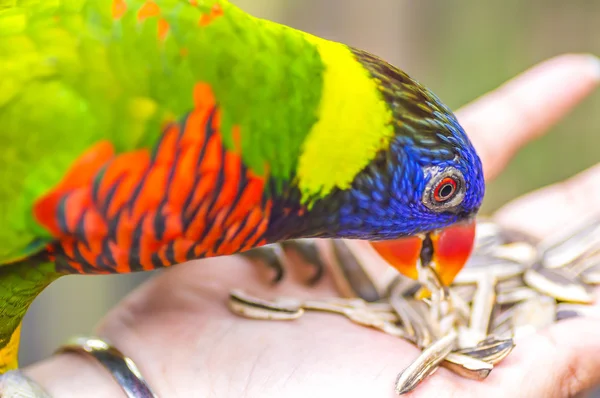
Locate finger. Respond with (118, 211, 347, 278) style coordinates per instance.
(457, 54, 600, 181)
(489, 317, 600, 398)
(494, 163, 600, 238)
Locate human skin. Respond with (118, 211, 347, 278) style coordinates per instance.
(24, 53, 600, 398)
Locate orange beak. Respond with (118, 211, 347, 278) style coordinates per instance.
(369, 220, 476, 286)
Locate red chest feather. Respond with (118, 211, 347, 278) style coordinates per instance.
(34, 84, 272, 275)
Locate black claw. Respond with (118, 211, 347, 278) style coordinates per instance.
(241, 245, 286, 284)
(281, 240, 326, 286)
(241, 240, 327, 286)
(330, 239, 382, 302)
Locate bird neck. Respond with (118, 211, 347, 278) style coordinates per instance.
(0, 260, 60, 373)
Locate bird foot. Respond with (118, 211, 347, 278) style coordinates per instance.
(240, 239, 326, 286)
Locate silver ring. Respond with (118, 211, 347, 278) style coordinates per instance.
(55, 336, 158, 398)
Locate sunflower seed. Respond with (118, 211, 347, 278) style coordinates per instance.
(454, 261, 524, 285)
(395, 330, 457, 395)
(450, 284, 477, 303)
(556, 303, 600, 320)
(580, 263, 600, 285)
(442, 353, 493, 380)
(511, 295, 556, 339)
(473, 220, 538, 253)
(329, 239, 382, 302)
(459, 273, 496, 348)
(228, 217, 600, 396)
(456, 336, 516, 365)
(568, 254, 600, 276)
(496, 276, 526, 293)
(539, 217, 600, 268)
(305, 296, 395, 314)
(447, 289, 471, 324)
(228, 290, 304, 320)
(524, 263, 595, 304)
(496, 286, 539, 305)
(490, 242, 537, 266)
(490, 306, 516, 339)
(229, 290, 404, 330)
(391, 295, 435, 348)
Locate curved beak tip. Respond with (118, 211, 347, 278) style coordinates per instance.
(430, 219, 477, 285)
(369, 235, 423, 281)
(369, 220, 476, 286)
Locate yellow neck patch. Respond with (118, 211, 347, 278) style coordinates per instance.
(295, 36, 394, 205)
(0, 323, 21, 372)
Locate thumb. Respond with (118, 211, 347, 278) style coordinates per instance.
(492, 313, 600, 398)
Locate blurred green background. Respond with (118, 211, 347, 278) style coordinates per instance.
(20, 0, 600, 386)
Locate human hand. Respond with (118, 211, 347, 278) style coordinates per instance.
(24, 54, 600, 398)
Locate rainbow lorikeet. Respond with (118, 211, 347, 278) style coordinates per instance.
(0, 0, 485, 374)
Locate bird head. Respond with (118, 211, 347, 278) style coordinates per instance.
(342, 48, 485, 286)
(271, 47, 485, 286)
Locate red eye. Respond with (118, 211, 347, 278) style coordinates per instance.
(433, 177, 457, 203)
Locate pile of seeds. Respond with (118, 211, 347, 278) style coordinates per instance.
(228, 218, 600, 395)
